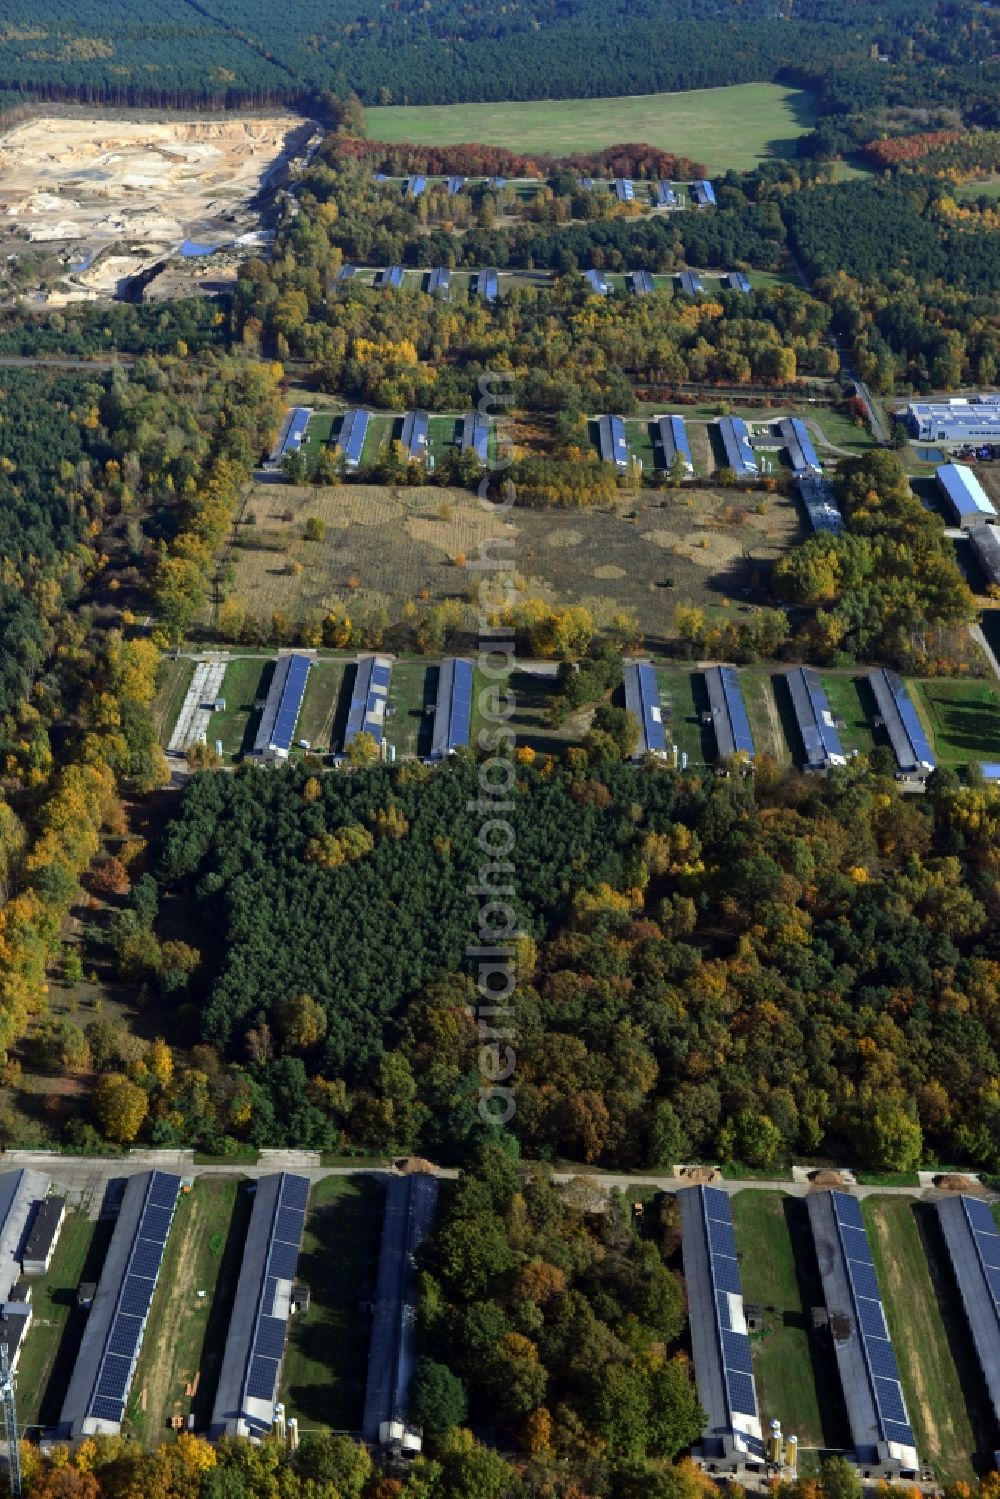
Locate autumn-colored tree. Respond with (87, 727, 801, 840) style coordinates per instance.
(94, 1072, 148, 1144)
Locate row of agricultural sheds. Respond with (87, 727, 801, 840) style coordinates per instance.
(268, 408, 311, 468)
(780, 417, 822, 477)
(935, 1195, 1000, 1431)
(654, 414, 693, 473)
(717, 415, 758, 478)
(936, 464, 1000, 589)
(252, 653, 313, 762)
(680, 1186, 922, 1479)
(704, 666, 755, 762)
(0, 1170, 65, 1375)
(429, 658, 473, 760)
(867, 667, 936, 783)
(785, 667, 846, 772)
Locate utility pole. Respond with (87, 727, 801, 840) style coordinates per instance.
(0, 1343, 21, 1499)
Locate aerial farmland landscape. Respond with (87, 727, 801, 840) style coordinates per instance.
(0, 0, 998, 1496)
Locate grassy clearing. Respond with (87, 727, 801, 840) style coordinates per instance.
(819, 673, 878, 758)
(656, 668, 711, 767)
(911, 677, 1000, 765)
(955, 177, 1000, 202)
(863, 1196, 982, 1484)
(302, 411, 336, 460)
(471, 665, 585, 757)
(384, 661, 434, 759)
(731, 1190, 846, 1462)
(207, 656, 269, 758)
(808, 405, 876, 459)
(125, 1179, 246, 1449)
(17, 1210, 103, 1428)
(741, 671, 791, 764)
(366, 83, 818, 175)
(282, 1175, 386, 1433)
(296, 661, 345, 751)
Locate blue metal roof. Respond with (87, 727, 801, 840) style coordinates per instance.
(655, 414, 693, 471)
(337, 264, 356, 283)
(430, 658, 473, 758)
(656, 180, 679, 207)
(828, 1191, 915, 1453)
(693, 179, 716, 206)
(598, 414, 628, 469)
(786, 667, 845, 770)
(373, 171, 387, 183)
(678, 270, 704, 296)
(718, 415, 757, 476)
(427, 266, 451, 297)
(937, 463, 996, 522)
(254, 653, 312, 756)
(446, 175, 466, 195)
(706, 666, 755, 760)
(377, 265, 405, 289)
(613, 177, 635, 202)
(461, 411, 489, 462)
(405, 175, 426, 197)
(476, 268, 499, 301)
(868, 668, 936, 775)
(623, 661, 667, 756)
(584, 267, 610, 295)
(781, 416, 822, 475)
(400, 410, 429, 462)
(345, 655, 392, 748)
(488, 176, 506, 190)
(338, 409, 371, 468)
(280, 407, 310, 458)
(981, 763, 1000, 780)
(727, 271, 752, 293)
(630, 269, 655, 294)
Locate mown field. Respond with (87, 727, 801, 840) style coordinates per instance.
(365, 83, 818, 174)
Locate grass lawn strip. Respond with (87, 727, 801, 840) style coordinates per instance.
(281, 1175, 386, 1433)
(16, 1210, 99, 1427)
(910, 677, 1000, 766)
(730, 1189, 834, 1465)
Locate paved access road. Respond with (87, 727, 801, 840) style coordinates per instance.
(3, 1149, 990, 1220)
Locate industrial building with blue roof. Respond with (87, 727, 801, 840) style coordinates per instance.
(678, 1185, 763, 1469)
(429, 659, 474, 760)
(404, 175, 426, 198)
(623, 661, 667, 758)
(376, 265, 405, 290)
(338, 408, 371, 470)
(475, 268, 499, 302)
(705, 666, 755, 763)
(585, 268, 610, 295)
(780, 417, 822, 476)
(654, 414, 693, 473)
(269, 407, 311, 467)
(677, 270, 704, 297)
(936, 463, 996, 525)
(461, 410, 490, 463)
(400, 411, 429, 463)
(785, 667, 846, 772)
(613, 177, 635, 202)
(210, 1173, 309, 1441)
(935, 1194, 1000, 1429)
(692, 179, 716, 207)
(807, 1191, 919, 1474)
(252, 654, 312, 761)
(717, 415, 758, 477)
(630, 269, 655, 294)
(727, 271, 752, 293)
(597, 414, 629, 470)
(426, 267, 451, 298)
(656, 181, 679, 208)
(867, 668, 936, 783)
(345, 655, 392, 749)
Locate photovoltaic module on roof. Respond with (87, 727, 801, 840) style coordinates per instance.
(623, 661, 667, 757)
(430, 658, 473, 759)
(344, 655, 392, 748)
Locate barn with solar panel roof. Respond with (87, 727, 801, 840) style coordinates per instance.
(806, 1190, 920, 1475)
(678, 1186, 765, 1470)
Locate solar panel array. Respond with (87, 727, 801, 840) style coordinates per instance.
(698, 1187, 759, 1422)
(446, 176, 466, 195)
(271, 655, 310, 754)
(377, 266, 405, 289)
(405, 175, 426, 198)
(598, 414, 628, 468)
(281, 408, 310, 458)
(693, 179, 717, 206)
(431, 658, 473, 758)
(656, 181, 679, 207)
(631, 270, 655, 294)
(87, 1172, 181, 1425)
(461, 411, 489, 462)
(613, 178, 635, 202)
(241, 1174, 309, 1425)
(339, 408, 371, 468)
(830, 1192, 915, 1450)
(960, 1195, 1000, 1319)
(678, 271, 704, 296)
(345, 655, 392, 747)
(727, 271, 752, 293)
(400, 410, 429, 462)
(721, 667, 755, 757)
(624, 662, 667, 756)
(718, 416, 757, 476)
(477, 268, 499, 302)
(427, 267, 451, 297)
(786, 667, 845, 770)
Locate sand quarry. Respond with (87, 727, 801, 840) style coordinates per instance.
(0, 113, 315, 298)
